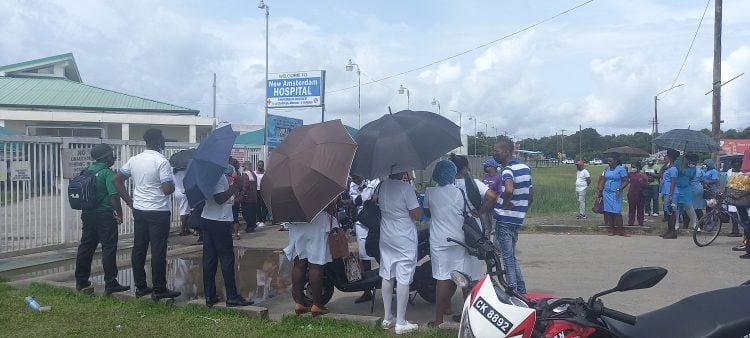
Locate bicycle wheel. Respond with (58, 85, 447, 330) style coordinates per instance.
(693, 212, 722, 247)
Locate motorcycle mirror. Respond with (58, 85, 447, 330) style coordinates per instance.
(614, 267, 668, 292)
(589, 267, 668, 306)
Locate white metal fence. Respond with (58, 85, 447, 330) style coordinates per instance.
(0, 135, 265, 255)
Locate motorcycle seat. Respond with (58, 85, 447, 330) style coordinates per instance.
(603, 285, 750, 338)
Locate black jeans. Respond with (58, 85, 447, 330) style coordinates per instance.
(201, 218, 239, 299)
(75, 211, 119, 287)
(241, 202, 258, 230)
(131, 209, 171, 291)
(257, 191, 268, 222)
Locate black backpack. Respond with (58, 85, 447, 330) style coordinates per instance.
(68, 167, 105, 210)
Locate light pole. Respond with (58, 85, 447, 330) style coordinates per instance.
(431, 98, 441, 115)
(258, 0, 270, 146)
(468, 116, 477, 156)
(398, 85, 410, 109)
(478, 121, 489, 156)
(652, 83, 683, 153)
(449, 109, 463, 153)
(346, 59, 361, 128)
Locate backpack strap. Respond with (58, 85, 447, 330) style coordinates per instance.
(371, 181, 383, 203)
(457, 187, 472, 216)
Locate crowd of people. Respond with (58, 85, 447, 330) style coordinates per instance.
(577, 148, 750, 258)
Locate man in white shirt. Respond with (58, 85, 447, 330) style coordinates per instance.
(575, 160, 591, 219)
(201, 169, 254, 307)
(113, 129, 180, 300)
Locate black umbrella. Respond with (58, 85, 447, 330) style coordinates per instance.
(169, 148, 194, 170)
(351, 110, 461, 179)
(652, 129, 720, 153)
(603, 146, 650, 157)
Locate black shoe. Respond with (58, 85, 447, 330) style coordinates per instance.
(152, 288, 181, 300)
(206, 296, 220, 307)
(135, 286, 153, 298)
(662, 231, 677, 239)
(245, 227, 255, 233)
(354, 291, 373, 304)
(105, 282, 131, 295)
(226, 296, 254, 307)
(76, 281, 94, 293)
(732, 244, 748, 251)
(740, 253, 750, 259)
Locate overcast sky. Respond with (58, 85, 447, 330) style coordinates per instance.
(1, 0, 748, 139)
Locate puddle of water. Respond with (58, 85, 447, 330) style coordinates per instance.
(1, 250, 133, 281)
(87, 247, 292, 305)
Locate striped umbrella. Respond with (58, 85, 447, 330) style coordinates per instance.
(652, 129, 720, 153)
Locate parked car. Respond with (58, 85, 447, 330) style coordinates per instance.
(562, 159, 575, 164)
(588, 159, 603, 165)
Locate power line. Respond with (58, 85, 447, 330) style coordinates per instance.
(671, 0, 712, 88)
(327, 0, 595, 94)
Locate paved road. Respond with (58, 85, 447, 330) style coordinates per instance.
(265, 232, 749, 324)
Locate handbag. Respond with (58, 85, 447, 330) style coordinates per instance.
(328, 212, 350, 259)
(458, 188, 483, 248)
(344, 252, 363, 282)
(592, 196, 604, 214)
(357, 182, 382, 230)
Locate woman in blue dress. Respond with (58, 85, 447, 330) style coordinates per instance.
(675, 153, 697, 230)
(596, 154, 630, 236)
(689, 157, 707, 224)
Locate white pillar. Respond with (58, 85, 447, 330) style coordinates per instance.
(0, 120, 5, 127)
(189, 125, 197, 143)
(121, 123, 130, 141)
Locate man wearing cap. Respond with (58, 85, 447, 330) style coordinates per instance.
(113, 128, 181, 300)
(481, 158, 501, 193)
(75, 144, 130, 294)
(643, 160, 662, 217)
(575, 160, 591, 219)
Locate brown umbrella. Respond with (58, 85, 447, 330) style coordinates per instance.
(260, 120, 357, 223)
(603, 146, 650, 157)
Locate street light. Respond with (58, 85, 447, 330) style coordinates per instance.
(346, 59, 361, 128)
(431, 98, 441, 115)
(449, 109, 463, 154)
(652, 83, 683, 153)
(468, 116, 478, 156)
(398, 84, 410, 109)
(258, 0, 270, 147)
(478, 121, 489, 156)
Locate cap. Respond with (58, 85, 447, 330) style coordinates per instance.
(575, 160, 585, 166)
(482, 158, 499, 168)
(90, 144, 114, 160)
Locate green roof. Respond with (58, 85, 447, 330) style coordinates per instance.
(0, 53, 81, 82)
(0, 77, 198, 114)
(235, 129, 265, 145)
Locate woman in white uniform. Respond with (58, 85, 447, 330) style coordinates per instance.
(423, 160, 465, 326)
(173, 169, 191, 236)
(283, 201, 339, 317)
(450, 154, 498, 281)
(379, 172, 422, 334)
(348, 175, 380, 304)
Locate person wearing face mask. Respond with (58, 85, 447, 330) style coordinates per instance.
(74, 144, 129, 295)
(643, 160, 662, 217)
(673, 153, 698, 232)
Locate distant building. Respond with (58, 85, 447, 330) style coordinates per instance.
(0, 53, 214, 142)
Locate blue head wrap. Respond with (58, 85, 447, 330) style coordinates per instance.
(432, 160, 457, 186)
(703, 159, 715, 169)
(225, 164, 236, 175)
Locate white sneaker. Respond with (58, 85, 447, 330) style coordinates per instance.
(652, 213, 659, 217)
(381, 319, 394, 329)
(256, 222, 265, 227)
(395, 321, 418, 334)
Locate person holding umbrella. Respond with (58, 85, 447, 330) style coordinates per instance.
(200, 163, 254, 307)
(379, 171, 423, 334)
(660, 149, 681, 239)
(596, 153, 630, 236)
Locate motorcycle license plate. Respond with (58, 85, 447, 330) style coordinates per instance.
(473, 296, 514, 334)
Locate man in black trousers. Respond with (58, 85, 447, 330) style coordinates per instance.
(75, 144, 129, 294)
(114, 129, 180, 300)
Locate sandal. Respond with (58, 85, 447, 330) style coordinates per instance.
(294, 303, 311, 315)
(311, 305, 329, 317)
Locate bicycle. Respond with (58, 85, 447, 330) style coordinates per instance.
(693, 190, 743, 247)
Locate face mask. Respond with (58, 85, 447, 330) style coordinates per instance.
(688, 164, 695, 168)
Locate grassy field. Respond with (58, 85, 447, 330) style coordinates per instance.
(525, 164, 605, 217)
(0, 282, 452, 338)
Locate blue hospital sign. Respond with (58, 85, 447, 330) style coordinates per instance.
(267, 70, 325, 108)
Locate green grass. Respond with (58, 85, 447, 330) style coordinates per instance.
(526, 165, 603, 217)
(0, 282, 452, 337)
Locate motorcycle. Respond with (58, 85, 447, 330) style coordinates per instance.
(302, 210, 436, 311)
(449, 219, 750, 338)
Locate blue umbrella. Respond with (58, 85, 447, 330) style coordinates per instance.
(183, 124, 236, 207)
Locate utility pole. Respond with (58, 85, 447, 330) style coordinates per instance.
(578, 124, 582, 160)
(560, 129, 566, 158)
(711, 0, 723, 159)
(652, 96, 658, 154)
(212, 73, 217, 129)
